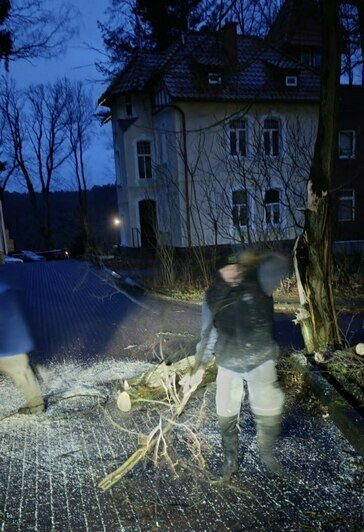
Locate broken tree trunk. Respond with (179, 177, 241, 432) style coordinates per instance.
(293, 0, 342, 354)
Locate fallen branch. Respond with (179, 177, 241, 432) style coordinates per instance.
(125, 356, 216, 408)
(98, 356, 216, 491)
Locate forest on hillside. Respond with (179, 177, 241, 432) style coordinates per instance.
(3, 185, 119, 255)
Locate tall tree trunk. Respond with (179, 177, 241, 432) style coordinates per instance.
(293, 0, 342, 354)
(72, 140, 90, 252)
(78, 134, 91, 248)
(41, 188, 53, 249)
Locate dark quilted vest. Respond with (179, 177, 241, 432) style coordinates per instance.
(206, 267, 277, 372)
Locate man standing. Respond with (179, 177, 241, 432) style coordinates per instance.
(181, 250, 288, 481)
(0, 281, 45, 414)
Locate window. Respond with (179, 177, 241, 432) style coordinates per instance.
(229, 118, 247, 156)
(338, 189, 355, 221)
(264, 189, 280, 224)
(208, 73, 222, 85)
(263, 118, 280, 157)
(285, 75, 298, 87)
(232, 189, 248, 227)
(137, 141, 152, 179)
(153, 84, 170, 109)
(125, 95, 133, 116)
(339, 131, 355, 158)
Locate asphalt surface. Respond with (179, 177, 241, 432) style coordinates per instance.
(0, 260, 204, 365)
(1, 260, 363, 365)
(0, 259, 363, 531)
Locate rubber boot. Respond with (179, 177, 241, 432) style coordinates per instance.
(16, 367, 45, 415)
(217, 415, 239, 482)
(255, 414, 282, 475)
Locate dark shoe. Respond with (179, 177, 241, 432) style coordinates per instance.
(255, 414, 283, 475)
(217, 415, 239, 482)
(18, 403, 45, 415)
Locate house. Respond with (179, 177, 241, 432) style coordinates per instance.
(332, 86, 364, 254)
(99, 0, 363, 252)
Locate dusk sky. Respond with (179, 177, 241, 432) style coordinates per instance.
(8, 0, 114, 191)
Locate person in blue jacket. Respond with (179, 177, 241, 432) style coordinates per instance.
(0, 281, 45, 414)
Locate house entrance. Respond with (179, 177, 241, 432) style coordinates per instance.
(139, 199, 157, 248)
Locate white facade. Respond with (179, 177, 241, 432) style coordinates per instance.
(111, 94, 319, 248)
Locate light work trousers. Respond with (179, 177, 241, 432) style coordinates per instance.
(0, 353, 43, 408)
(216, 359, 284, 418)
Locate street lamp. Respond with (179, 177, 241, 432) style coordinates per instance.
(112, 216, 122, 256)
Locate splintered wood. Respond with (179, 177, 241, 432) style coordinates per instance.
(98, 356, 216, 490)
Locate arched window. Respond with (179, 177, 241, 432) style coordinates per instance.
(232, 189, 248, 227)
(337, 189, 355, 221)
(264, 189, 280, 224)
(263, 118, 280, 157)
(136, 141, 152, 179)
(229, 118, 247, 156)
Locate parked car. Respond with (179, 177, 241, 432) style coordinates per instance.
(36, 249, 70, 260)
(10, 250, 46, 262)
(4, 255, 24, 264)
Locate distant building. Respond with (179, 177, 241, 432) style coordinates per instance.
(99, 0, 363, 251)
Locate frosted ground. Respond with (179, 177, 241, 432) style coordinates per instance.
(0, 357, 363, 531)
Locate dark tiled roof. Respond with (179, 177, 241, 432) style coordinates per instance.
(100, 26, 320, 107)
(164, 33, 319, 103)
(99, 50, 165, 103)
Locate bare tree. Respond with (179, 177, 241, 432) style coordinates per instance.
(0, 0, 78, 68)
(63, 79, 94, 250)
(0, 159, 16, 201)
(168, 109, 314, 251)
(0, 101, 17, 200)
(340, 2, 364, 84)
(0, 78, 71, 247)
(229, 0, 284, 36)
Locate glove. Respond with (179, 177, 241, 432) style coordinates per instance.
(179, 368, 205, 396)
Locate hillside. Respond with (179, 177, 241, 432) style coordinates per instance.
(3, 185, 119, 254)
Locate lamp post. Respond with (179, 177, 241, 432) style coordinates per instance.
(112, 216, 122, 256)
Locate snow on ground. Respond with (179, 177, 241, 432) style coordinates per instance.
(0, 359, 363, 531)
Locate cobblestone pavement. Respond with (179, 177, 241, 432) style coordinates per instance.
(0, 260, 204, 364)
(0, 362, 363, 532)
(1, 260, 362, 367)
(0, 260, 363, 531)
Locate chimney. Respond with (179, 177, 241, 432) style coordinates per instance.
(222, 22, 238, 64)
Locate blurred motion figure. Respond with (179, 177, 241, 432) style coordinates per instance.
(0, 281, 45, 414)
(181, 250, 289, 480)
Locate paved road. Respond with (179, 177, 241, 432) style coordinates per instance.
(0, 260, 203, 364)
(0, 260, 363, 531)
(1, 260, 363, 365)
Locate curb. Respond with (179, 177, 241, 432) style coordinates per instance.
(307, 363, 364, 456)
